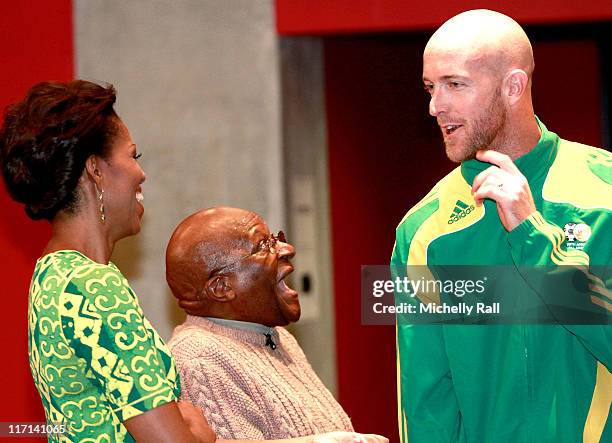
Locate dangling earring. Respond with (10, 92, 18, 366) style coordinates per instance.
(95, 183, 105, 223)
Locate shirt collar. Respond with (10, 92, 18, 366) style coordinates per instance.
(460, 117, 559, 186)
(204, 316, 275, 336)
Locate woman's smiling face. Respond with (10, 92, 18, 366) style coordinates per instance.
(97, 119, 146, 241)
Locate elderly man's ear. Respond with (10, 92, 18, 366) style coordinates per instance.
(176, 276, 236, 316)
(204, 275, 237, 302)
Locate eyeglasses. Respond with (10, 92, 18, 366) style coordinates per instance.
(211, 231, 287, 275)
(254, 230, 286, 255)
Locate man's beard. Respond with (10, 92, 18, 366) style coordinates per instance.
(445, 88, 507, 162)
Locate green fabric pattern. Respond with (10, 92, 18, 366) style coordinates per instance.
(28, 250, 180, 442)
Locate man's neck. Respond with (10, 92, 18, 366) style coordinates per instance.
(493, 113, 542, 160)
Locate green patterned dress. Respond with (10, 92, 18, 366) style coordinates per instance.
(28, 250, 180, 442)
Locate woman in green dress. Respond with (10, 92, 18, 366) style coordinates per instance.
(0, 80, 214, 442)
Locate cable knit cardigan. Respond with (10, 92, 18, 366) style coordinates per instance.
(168, 316, 354, 439)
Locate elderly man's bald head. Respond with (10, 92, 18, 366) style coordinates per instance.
(166, 206, 301, 326)
(425, 9, 534, 80)
(166, 207, 259, 309)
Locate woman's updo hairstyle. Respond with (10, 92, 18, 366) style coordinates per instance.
(0, 80, 118, 220)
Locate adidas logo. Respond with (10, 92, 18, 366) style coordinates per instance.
(448, 200, 475, 224)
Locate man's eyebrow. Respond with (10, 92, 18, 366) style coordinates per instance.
(423, 75, 469, 82)
(251, 227, 267, 239)
(252, 230, 266, 239)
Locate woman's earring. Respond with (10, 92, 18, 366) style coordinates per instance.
(95, 184, 105, 223)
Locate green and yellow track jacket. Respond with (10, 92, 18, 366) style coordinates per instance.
(391, 120, 611, 443)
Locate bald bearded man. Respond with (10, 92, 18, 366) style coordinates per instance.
(391, 9, 611, 443)
(166, 207, 386, 443)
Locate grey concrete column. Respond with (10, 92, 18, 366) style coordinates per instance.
(280, 36, 338, 395)
(75, 0, 284, 339)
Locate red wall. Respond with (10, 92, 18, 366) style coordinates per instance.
(324, 35, 450, 440)
(0, 1, 73, 436)
(323, 33, 603, 442)
(532, 39, 603, 146)
(276, 0, 612, 34)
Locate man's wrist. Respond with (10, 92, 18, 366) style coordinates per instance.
(508, 211, 541, 242)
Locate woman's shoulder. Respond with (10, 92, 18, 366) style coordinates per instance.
(34, 250, 93, 283)
(36, 249, 131, 297)
(38, 249, 105, 269)
(42, 250, 121, 274)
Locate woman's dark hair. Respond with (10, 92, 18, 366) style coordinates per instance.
(0, 80, 118, 220)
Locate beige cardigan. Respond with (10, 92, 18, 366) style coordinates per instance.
(168, 316, 354, 439)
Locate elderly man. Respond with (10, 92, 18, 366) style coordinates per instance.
(392, 9, 611, 443)
(166, 207, 385, 443)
